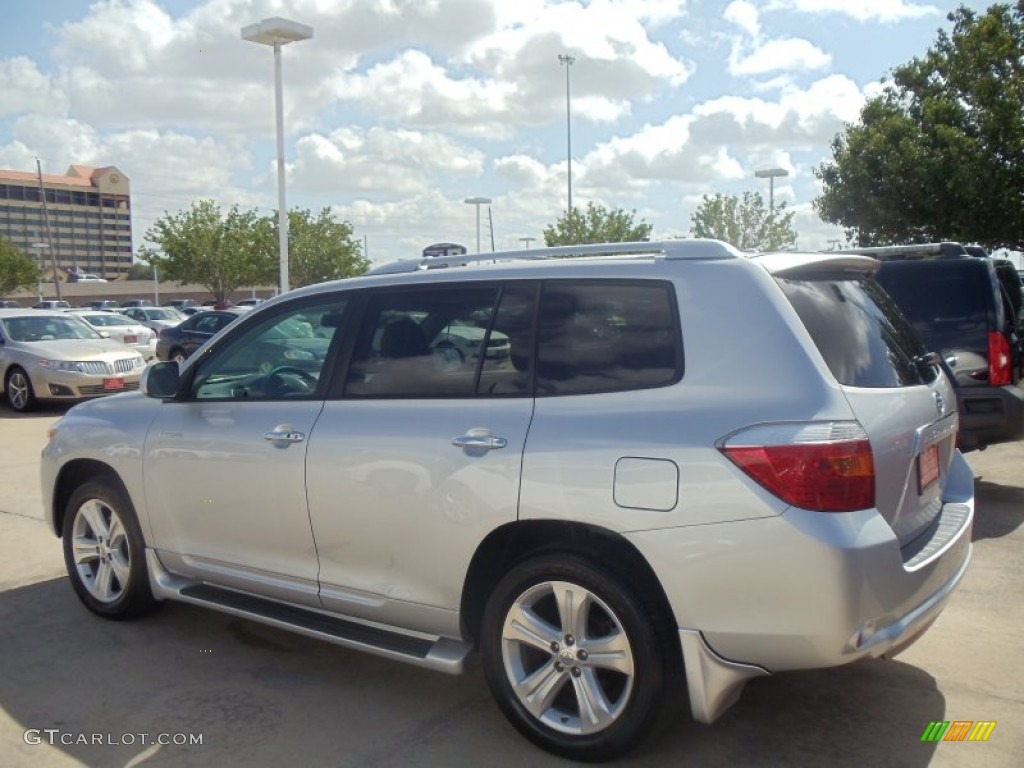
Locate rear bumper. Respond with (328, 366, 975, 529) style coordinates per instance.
(958, 383, 1024, 451)
(626, 450, 974, 721)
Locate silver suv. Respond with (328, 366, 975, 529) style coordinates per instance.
(41, 240, 973, 760)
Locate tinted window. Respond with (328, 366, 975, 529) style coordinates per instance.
(346, 285, 532, 398)
(536, 281, 681, 395)
(874, 261, 996, 355)
(778, 277, 931, 387)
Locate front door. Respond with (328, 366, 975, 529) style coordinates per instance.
(144, 297, 352, 607)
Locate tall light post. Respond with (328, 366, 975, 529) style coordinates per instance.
(755, 167, 789, 215)
(519, 236, 536, 248)
(241, 16, 314, 295)
(557, 53, 576, 213)
(30, 242, 48, 301)
(464, 197, 492, 253)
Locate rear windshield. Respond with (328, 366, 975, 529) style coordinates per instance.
(777, 277, 933, 387)
(875, 261, 993, 327)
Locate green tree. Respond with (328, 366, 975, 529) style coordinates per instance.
(276, 208, 369, 288)
(124, 261, 155, 280)
(0, 237, 40, 296)
(689, 192, 797, 251)
(815, 3, 1024, 248)
(543, 202, 652, 246)
(139, 200, 275, 305)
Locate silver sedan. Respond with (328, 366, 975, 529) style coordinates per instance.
(0, 309, 146, 412)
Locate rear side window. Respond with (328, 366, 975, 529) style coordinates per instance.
(344, 284, 535, 398)
(537, 281, 681, 395)
(778, 277, 932, 387)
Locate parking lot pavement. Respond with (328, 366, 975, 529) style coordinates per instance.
(1, 405, 1021, 767)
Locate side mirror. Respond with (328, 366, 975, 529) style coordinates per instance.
(141, 361, 180, 399)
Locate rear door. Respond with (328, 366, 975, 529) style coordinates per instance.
(776, 268, 959, 545)
(305, 282, 537, 631)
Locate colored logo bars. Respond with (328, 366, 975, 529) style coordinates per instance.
(921, 721, 997, 742)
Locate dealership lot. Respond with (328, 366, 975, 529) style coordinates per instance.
(1, 404, 1021, 767)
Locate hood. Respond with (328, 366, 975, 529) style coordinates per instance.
(19, 338, 143, 361)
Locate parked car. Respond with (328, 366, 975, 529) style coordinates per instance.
(235, 298, 266, 307)
(155, 310, 244, 365)
(1, 309, 146, 411)
(162, 299, 198, 310)
(65, 309, 158, 360)
(849, 243, 1024, 452)
(118, 306, 184, 333)
(84, 300, 122, 311)
(40, 240, 974, 760)
(177, 306, 202, 317)
(0, 300, 21, 308)
(119, 299, 154, 308)
(32, 300, 71, 310)
(71, 274, 107, 283)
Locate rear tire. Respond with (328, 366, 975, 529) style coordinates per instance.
(62, 479, 159, 619)
(480, 554, 666, 761)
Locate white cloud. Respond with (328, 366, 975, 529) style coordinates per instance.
(290, 127, 486, 197)
(771, 0, 940, 23)
(724, 0, 761, 37)
(0, 57, 69, 118)
(730, 37, 831, 76)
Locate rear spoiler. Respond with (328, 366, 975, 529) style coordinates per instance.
(753, 253, 879, 278)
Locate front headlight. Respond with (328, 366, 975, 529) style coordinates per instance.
(37, 360, 85, 372)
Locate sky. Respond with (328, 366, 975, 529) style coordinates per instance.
(0, 0, 1000, 266)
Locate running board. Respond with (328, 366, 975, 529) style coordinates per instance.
(146, 552, 470, 674)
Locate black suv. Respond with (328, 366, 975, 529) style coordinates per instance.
(848, 243, 1024, 451)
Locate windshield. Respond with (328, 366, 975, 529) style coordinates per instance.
(1, 315, 102, 342)
(81, 313, 134, 327)
(145, 309, 181, 320)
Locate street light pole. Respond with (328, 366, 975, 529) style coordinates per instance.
(35, 158, 62, 301)
(754, 167, 789, 215)
(463, 197, 492, 253)
(242, 17, 314, 295)
(519, 237, 536, 248)
(558, 54, 575, 214)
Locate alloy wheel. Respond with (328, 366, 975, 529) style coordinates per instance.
(500, 580, 635, 736)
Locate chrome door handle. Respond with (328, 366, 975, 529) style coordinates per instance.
(264, 430, 305, 443)
(451, 435, 507, 450)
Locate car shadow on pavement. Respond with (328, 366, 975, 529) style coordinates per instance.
(1, 578, 947, 768)
(971, 479, 1024, 541)
(0, 401, 72, 419)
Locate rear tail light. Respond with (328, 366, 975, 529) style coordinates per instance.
(988, 331, 1011, 386)
(719, 422, 875, 512)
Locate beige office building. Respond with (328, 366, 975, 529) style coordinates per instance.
(0, 164, 133, 279)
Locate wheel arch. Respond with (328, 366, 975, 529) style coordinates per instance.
(460, 520, 682, 666)
(51, 459, 126, 537)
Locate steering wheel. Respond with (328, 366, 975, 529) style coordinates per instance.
(263, 365, 318, 394)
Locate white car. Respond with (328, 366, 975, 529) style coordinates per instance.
(118, 307, 184, 333)
(66, 309, 158, 360)
(73, 274, 108, 283)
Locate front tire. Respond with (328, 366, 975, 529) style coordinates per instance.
(481, 554, 666, 761)
(62, 479, 159, 619)
(5, 367, 37, 412)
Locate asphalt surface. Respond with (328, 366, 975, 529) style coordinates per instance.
(1, 402, 1021, 767)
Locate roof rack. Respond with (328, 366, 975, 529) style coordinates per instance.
(367, 239, 741, 276)
(835, 242, 967, 261)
